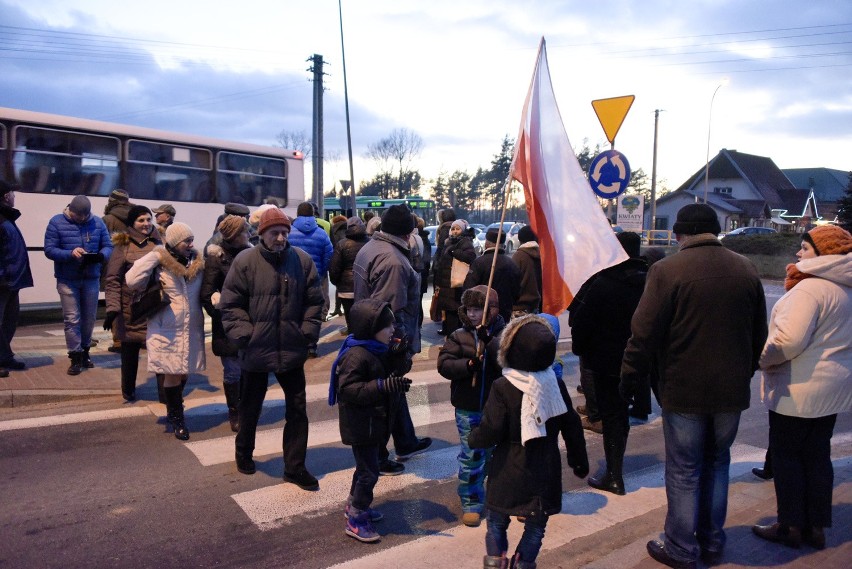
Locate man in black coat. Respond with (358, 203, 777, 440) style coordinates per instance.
(463, 227, 521, 323)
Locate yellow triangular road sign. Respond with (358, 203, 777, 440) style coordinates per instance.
(591, 95, 635, 145)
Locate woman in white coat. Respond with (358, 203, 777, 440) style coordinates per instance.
(126, 222, 206, 440)
(753, 224, 852, 550)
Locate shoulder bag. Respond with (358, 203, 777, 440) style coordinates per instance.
(130, 268, 170, 324)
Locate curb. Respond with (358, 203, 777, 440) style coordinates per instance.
(0, 389, 117, 408)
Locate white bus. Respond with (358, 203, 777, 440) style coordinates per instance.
(0, 107, 305, 308)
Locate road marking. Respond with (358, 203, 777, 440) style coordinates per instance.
(0, 407, 152, 432)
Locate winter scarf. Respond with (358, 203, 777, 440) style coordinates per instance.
(503, 366, 568, 445)
(328, 336, 389, 405)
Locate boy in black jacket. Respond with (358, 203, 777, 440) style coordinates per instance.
(329, 299, 412, 543)
(438, 285, 506, 528)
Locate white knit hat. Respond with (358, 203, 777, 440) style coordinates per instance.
(165, 222, 194, 247)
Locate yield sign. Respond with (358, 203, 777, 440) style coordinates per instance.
(591, 95, 635, 145)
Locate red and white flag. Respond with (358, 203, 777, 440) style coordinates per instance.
(510, 38, 627, 314)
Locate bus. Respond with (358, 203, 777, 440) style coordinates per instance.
(324, 195, 436, 225)
(0, 107, 305, 308)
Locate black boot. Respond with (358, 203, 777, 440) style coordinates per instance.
(156, 374, 166, 404)
(81, 347, 94, 368)
(589, 429, 627, 495)
(235, 450, 256, 475)
(67, 351, 83, 375)
(163, 385, 189, 441)
(223, 382, 240, 433)
(120, 343, 141, 401)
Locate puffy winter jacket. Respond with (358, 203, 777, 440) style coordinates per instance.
(329, 219, 368, 295)
(464, 248, 521, 322)
(201, 242, 251, 357)
(44, 209, 113, 282)
(219, 243, 323, 373)
(0, 204, 33, 291)
(288, 215, 333, 276)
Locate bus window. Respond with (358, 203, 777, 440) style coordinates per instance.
(217, 151, 287, 207)
(0, 124, 5, 180)
(12, 126, 119, 196)
(126, 139, 212, 202)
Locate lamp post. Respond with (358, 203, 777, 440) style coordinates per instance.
(703, 79, 728, 203)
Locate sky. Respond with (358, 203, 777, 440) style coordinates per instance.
(2, 0, 851, 198)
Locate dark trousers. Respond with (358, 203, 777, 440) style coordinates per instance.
(350, 444, 380, 511)
(120, 341, 143, 396)
(0, 288, 21, 363)
(769, 410, 836, 528)
(591, 369, 630, 475)
(341, 298, 355, 331)
(237, 369, 309, 473)
(578, 357, 600, 421)
(380, 391, 419, 461)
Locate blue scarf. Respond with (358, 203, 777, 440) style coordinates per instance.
(328, 335, 389, 405)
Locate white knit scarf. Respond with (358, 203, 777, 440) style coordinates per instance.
(503, 367, 568, 446)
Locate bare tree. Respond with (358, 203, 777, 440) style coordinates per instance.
(275, 129, 312, 161)
(366, 128, 423, 198)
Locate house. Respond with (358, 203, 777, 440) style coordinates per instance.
(646, 149, 818, 233)
(782, 167, 849, 223)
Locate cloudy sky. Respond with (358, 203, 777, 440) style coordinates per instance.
(2, 0, 851, 196)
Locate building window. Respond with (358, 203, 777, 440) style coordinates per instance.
(713, 186, 732, 195)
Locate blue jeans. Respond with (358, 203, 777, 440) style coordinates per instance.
(456, 409, 493, 513)
(662, 410, 741, 562)
(485, 510, 548, 563)
(57, 279, 100, 352)
(221, 356, 241, 385)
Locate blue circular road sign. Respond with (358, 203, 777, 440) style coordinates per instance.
(589, 150, 631, 199)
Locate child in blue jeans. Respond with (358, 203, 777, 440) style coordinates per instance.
(329, 298, 412, 543)
(438, 285, 506, 527)
(469, 314, 589, 569)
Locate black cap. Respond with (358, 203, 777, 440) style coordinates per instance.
(672, 204, 721, 235)
(380, 204, 415, 236)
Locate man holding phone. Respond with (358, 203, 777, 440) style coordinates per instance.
(44, 195, 113, 375)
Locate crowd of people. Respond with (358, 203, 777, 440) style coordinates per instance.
(1, 181, 850, 568)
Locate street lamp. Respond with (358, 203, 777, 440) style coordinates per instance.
(703, 78, 729, 203)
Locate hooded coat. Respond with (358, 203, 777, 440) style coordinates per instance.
(102, 200, 132, 235)
(104, 227, 162, 343)
(201, 241, 251, 357)
(288, 215, 333, 276)
(512, 242, 542, 313)
(760, 252, 852, 418)
(329, 218, 369, 296)
(125, 246, 206, 374)
(463, 247, 521, 322)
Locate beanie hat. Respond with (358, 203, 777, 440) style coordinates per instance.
(451, 219, 469, 232)
(498, 314, 557, 372)
(672, 204, 721, 235)
(249, 203, 276, 226)
(125, 205, 152, 226)
(68, 195, 91, 217)
(802, 225, 852, 256)
(218, 214, 247, 242)
(616, 231, 642, 258)
(258, 207, 291, 234)
(296, 201, 315, 217)
(518, 225, 537, 244)
(109, 189, 130, 203)
(485, 227, 507, 245)
(461, 285, 499, 311)
(224, 202, 250, 217)
(381, 204, 415, 236)
(165, 222, 193, 247)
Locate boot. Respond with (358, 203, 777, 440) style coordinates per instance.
(67, 351, 83, 376)
(223, 382, 241, 433)
(235, 450, 256, 475)
(510, 553, 536, 569)
(484, 555, 508, 569)
(590, 422, 627, 495)
(164, 385, 189, 441)
(345, 509, 380, 542)
(120, 343, 141, 401)
(81, 347, 94, 368)
(588, 471, 625, 495)
(156, 374, 166, 404)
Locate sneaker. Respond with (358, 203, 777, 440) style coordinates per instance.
(378, 459, 405, 476)
(461, 512, 481, 527)
(283, 469, 319, 491)
(0, 358, 26, 370)
(395, 437, 432, 461)
(345, 511, 381, 543)
(581, 417, 603, 434)
(344, 503, 384, 522)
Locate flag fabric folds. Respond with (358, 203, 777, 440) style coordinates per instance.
(510, 38, 628, 315)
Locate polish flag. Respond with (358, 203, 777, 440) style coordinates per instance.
(510, 38, 627, 315)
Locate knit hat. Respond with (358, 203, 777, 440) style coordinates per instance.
(518, 225, 537, 244)
(224, 202, 250, 217)
(381, 204, 415, 236)
(802, 225, 852, 256)
(249, 204, 276, 226)
(485, 227, 507, 245)
(109, 189, 130, 203)
(672, 204, 721, 235)
(218, 215, 247, 242)
(165, 222, 193, 247)
(616, 231, 642, 258)
(296, 201, 315, 217)
(125, 205, 152, 226)
(153, 204, 176, 216)
(498, 314, 556, 372)
(258, 207, 291, 234)
(68, 195, 91, 217)
(451, 219, 469, 232)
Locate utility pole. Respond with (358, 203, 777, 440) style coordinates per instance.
(308, 54, 325, 216)
(650, 109, 662, 234)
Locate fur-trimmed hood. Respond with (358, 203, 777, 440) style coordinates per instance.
(154, 245, 204, 281)
(111, 226, 161, 248)
(497, 313, 557, 370)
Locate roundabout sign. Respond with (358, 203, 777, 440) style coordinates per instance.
(588, 149, 631, 199)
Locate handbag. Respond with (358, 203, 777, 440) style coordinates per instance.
(130, 269, 170, 324)
(429, 289, 442, 322)
(450, 257, 469, 288)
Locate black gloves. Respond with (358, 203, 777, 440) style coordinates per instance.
(389, 335, 410, 355)
(103, 311, 118, 330)
(378, 374, 412, 393)
(467, 356, 483, 374)
(475, 325, 492, 345)
(618, 380, 636, 406)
